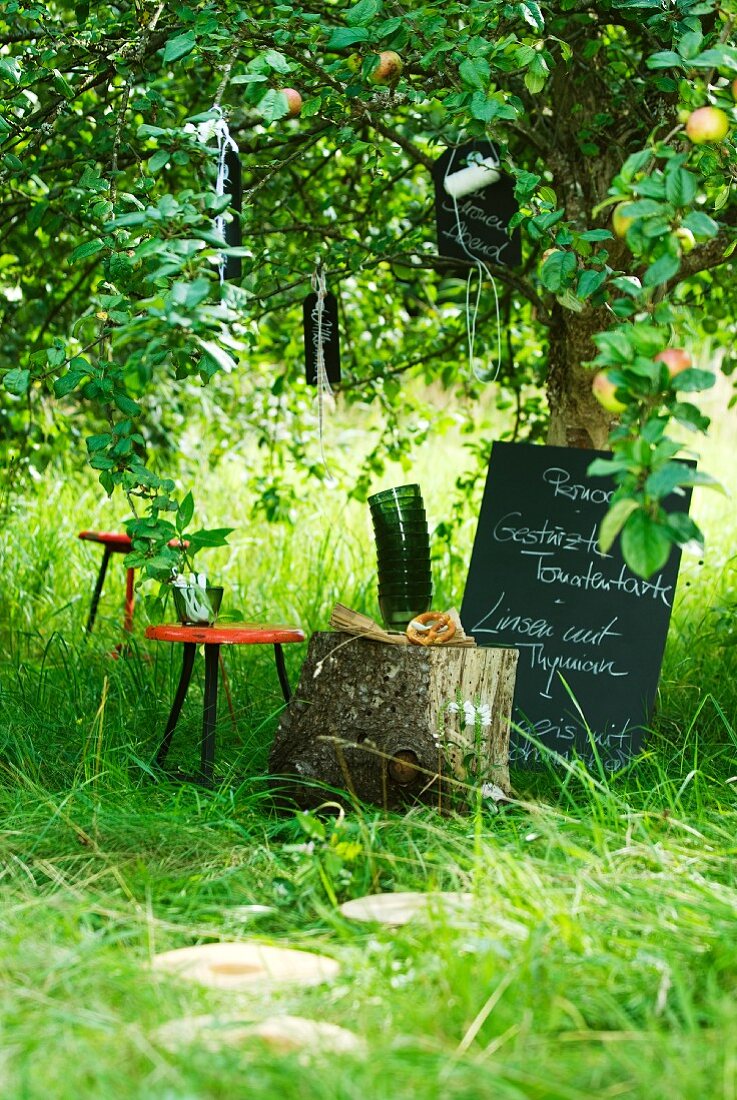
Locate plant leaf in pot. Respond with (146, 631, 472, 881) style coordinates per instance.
(171, 573, 224, 625)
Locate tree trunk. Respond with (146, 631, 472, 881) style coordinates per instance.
(269, 632, 519, 812)
(545, 302, 615, 450)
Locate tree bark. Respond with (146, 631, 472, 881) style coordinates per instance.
(269, 632, 519, 811)
(545, 302, 615, 450)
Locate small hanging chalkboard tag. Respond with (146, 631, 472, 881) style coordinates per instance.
(223, 146, 242, 281)
(303, 291, 341, 386)
(432, 142, 521, 268)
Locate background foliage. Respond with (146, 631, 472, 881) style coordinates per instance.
(2, 0, 737, 575)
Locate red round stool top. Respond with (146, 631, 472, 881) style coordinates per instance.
(79, 530, 132, 552)
(145, 623, 306, 646)
(79, 531, 190, 553)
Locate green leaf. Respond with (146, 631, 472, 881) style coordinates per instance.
(682, 211, 718, 238)
(163, 30, 196, 64)
(664, 167, 698, 207)
(345, 0, 382, 25)
(263, 49, 291, 73)
(689, 48, 737, 70)
(53, 372, 84, 397)
(470, 91, 497, 122)
(187, 527, 234, 552)
(177, 490, 195, 533)
(86, 433, 111, 453)
(577, 269, 607, 299)
(197, 338, 237, 374)
(646, 50, 682, 70)
(643, 252, 680, 288)
(3, 368, 30, 396)
(256, 88, 290, 123)
(621, 510, 673, 578)
(539, 250, 576, 292)
(459, 58, 490, 90)
(0, 57, 22, 84)
(46, 345, 65, 368)
(645, 462, 693, 498)
(619, 148, 653, 181)
(327, 26, 370, 48)
(670, 368, 716, 392)
(665, 513, 703, 547)
(114, 393, 141, 415)
(677, 31, 703, 60)
(671, 401, 710, 432)
(68, 239, 104, 264)
(598, 499, 639, 554)
(587, 457, 631, 477)
(579, 229, 613, 242)
(148, 149, 170, 173)
(104, 211, 147, 229)
(517, 0, 544, 31)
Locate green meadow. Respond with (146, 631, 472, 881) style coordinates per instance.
(1, 392, 736, 1100)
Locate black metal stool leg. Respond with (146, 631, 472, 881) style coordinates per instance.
(201, 644, 220, 784)
(156, 643, 196, 768)
(273, 643, 291, 702)
(86, 546, 112, 633)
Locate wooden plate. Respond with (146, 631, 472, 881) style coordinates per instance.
(154, 1013, 364, 1055)
(339, 891, 473, 926)
(152, 942, 340, 989)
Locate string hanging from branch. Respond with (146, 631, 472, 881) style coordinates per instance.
(303, 265, 340, 484)
(212, 108, 241, 283)
(432, 141, 521, 383)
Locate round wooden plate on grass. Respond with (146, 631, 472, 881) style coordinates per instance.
(155, 1013, 364, 1055)
(152, 942, 340, 989)
(339, 891, 473, 926)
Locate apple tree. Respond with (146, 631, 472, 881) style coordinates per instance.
(1, 0, 736, 577)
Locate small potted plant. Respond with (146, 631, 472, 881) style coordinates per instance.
(125, 491, 233, 626)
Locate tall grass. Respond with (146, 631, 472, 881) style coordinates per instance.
(1, 397, 736, 1098)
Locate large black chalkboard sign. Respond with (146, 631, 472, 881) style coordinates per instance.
(303, 291, 341, 386)
(460, 442, 692, 770)
(432, 142, 521, 268)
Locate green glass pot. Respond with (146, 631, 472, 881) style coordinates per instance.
(172, 585, 223, 625)
(368, 484, 422, 508)
(378, 592, 433, 629)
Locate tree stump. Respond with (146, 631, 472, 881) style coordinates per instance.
(269, 632, 518, 811)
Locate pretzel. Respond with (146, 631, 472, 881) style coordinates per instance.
(406, 611, 456, 646)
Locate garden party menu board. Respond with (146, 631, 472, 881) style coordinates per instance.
(460, 442, 693, 770)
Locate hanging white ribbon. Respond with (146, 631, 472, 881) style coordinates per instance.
(443, 145, 503, 383)
(213, 109, 239, 284)
(311, 265, 336, 484)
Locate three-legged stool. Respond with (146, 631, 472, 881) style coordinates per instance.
(145, 622, 306, 785)
(78, 530, 136, 635)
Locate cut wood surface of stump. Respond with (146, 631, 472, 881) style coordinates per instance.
(269, 632, 518, 810)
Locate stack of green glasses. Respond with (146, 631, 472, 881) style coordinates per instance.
(368, 484, 433, 629)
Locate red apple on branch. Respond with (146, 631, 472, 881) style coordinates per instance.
(592, 370, 627, 414)
(654, 348, 692, 377)
(685, 106, 730, 144)
(368, 51, 403, 85)
(279, 88, 303, 118)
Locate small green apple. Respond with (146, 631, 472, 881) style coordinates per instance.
(675, 226, 695, 253)
(686, 106, 730, 144)
(592, 370, 627, 414)
(612, 202, 635, 239)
